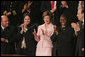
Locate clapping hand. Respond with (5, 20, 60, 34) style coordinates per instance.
(53, 25, 57, 31)
(71, 22, 80, 32)
(21, 24, 27, 34)
(33, 29, 40, 42)
(71, 22, 80, 35)
(1, 38, 5, 42)
(33, 29, 37, 36)
(53, 25, 58, 35)
(1, 38, 8, 43)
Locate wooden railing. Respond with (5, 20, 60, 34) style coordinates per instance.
(1, 54, 27, 56)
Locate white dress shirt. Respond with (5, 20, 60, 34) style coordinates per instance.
(1, 25, 5, 31)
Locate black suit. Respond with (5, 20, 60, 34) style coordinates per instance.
(52, 24, 75, 56)
(16, 24, 37, 56)
(1, 26, 16, 54)
(75, 24, 84, 56)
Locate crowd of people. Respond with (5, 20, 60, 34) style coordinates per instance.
(1, 1, 84, 56)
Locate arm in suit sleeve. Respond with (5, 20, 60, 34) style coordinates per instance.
(51, 32, 58, 42)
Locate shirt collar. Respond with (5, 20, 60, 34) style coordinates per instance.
(1, 25, 5, 30)
(83, 20, 84, 25)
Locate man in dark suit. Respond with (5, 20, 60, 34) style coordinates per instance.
(1, 15, 16, 54)
(52, 15, 75, 56)
(72, 7, 84, 56)
(16, 13, 37, 56)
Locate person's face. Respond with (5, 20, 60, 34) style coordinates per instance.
(77, 9, 84, 21)
(1, 16, 9, 27)
(60, 17, 67, 25)
(24, 16, 30, 25)
(61, 1, 67, 5)
(43, 16, 51, 24)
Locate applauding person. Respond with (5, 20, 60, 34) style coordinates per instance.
(16, 13, 37, 56)
(33, 11, 54, 56)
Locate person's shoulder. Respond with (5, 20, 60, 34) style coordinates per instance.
(18, 24, 23, 28)
(7, 25, 17, 30)
(38, 24, 44, 28)
(9, 25, 15, 28)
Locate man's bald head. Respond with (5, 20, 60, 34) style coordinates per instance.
(1, 15, 9, 27)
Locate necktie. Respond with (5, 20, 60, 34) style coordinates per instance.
(51, 1, 55, 9)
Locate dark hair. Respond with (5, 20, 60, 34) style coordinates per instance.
(60, 14, 68, 21)
(23, 13, 31, 19)
(21, 13, 31, 23)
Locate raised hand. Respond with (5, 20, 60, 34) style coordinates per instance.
(71, 22, 77, 29)
(1, 38, 8, 43)
(22, 3, 27, 13)
(53, 25, 58, 35)
(6, 12, 11, 16)
(71, 22, 80, 32)
(75, 23, 80, 32)
(33, 29, 40, 42)
(24, 3, 27, 10)
(1, 38, 5, 42)
(53, 25, 57, 31)
(20, 24, 25, 34)
(33, 29, 37, 36)
(71, 22, 80, 35)
(50, 7, 57, 13)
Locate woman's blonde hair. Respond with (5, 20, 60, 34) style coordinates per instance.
(42, 11, 53, 20)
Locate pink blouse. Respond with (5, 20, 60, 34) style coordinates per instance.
(36, 23, 54, 48)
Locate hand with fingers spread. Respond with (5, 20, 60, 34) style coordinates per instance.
(33, 29, 40, 42)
